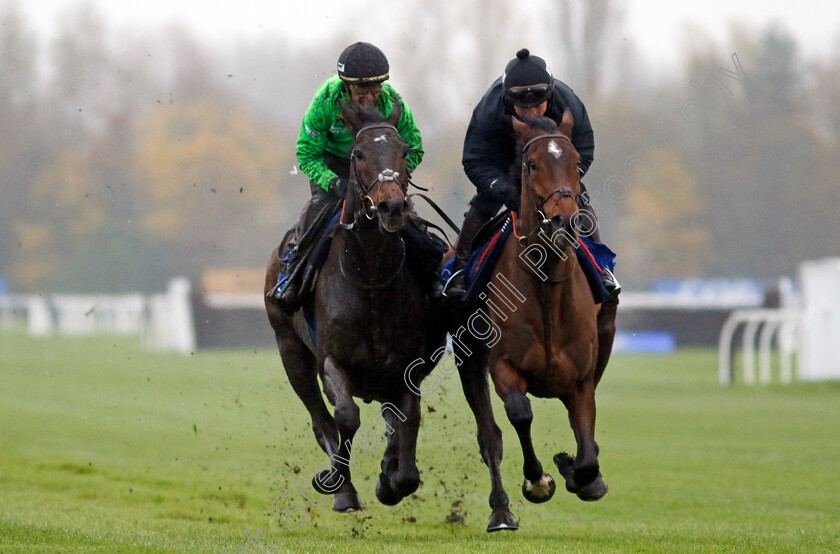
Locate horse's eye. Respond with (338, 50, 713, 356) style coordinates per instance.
(527, 161, 537, 171)
(352, 149, 364, 160)
(402, 148, 409, 159)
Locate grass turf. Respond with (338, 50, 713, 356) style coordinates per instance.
(1, 330, 839, 552)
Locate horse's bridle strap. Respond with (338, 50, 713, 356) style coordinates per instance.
(521, 133, 571, 154)
(355, 123, 399, 139)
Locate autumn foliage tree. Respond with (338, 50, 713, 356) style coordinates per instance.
(616, 148, 715, 286)
(137, 99, 291, 277)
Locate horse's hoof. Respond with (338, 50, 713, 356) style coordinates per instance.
(553, 452, 577, 491)
(521, 473, 556, 504)
(573, 460, 600, 489)
(332, 487, 364, 512)
(312, 469, 341, 495)
(576, 474, 608, 501)
(553, 452, 607, 500)
(487, 509, 518, 532)
(375, 472, 402, 506)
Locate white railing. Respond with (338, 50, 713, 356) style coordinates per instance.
(0, 278, 195, 354)
(718, 309, 800, 385)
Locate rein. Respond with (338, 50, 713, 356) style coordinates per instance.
(339, 233, 407, 291)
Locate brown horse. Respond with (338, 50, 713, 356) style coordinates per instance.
(264, 102, 446, 513)
(453, 110, 617, 531)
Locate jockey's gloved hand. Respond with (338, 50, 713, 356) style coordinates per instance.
(503, 187, 520, 213)
(331, 177, 348, 197)
(484, 178, 509, 200)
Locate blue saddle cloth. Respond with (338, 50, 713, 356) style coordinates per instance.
(441, 215, 616, 304)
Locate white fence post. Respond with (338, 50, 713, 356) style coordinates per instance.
(141, 277, 196, 354)
(798, 258, 840, 381)
(718, 309, 800, 386)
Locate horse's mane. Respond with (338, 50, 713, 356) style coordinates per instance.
(342, 102, 388, 125)
(514, 116, 559, 155)
(517, 115, 558, 133)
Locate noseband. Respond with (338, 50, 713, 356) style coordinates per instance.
(350, 123, 408, 219)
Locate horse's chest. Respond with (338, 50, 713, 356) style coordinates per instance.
(494, 302, 597, 393)
(320, 288, 427, 363)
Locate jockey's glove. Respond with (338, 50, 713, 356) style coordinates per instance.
(331, 177, 348, 197)
(503, 186, 521, 213)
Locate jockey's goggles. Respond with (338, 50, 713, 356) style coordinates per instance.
(506, 83, 552, 106)
(349, 82, 383, 94)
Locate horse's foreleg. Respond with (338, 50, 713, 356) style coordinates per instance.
(594, 303, 617, 388)
(382, 392, 421, 502)
(317, 355, 363, 512)
(556, 378, 608, 501)
(456, 352, 518, 532)
(493, 360, 556, 505)
(375, 408, 403, 506)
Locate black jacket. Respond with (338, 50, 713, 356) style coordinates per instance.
(462, 77, 594, 201)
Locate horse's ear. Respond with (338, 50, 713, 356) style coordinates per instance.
(558, 108, 574, 137)
(512, 116, 527, 136)
(339, 102, 362, 135)
(386, 98, 402, 127)
(512, 116, 537, 143)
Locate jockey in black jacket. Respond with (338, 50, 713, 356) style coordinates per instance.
(447, 48, 619, 303)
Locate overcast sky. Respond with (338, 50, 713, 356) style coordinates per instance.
(16, 0, 840, 66)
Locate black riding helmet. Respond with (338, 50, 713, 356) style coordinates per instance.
(337, 42, 390, 84)
(503, 48, 553, 108)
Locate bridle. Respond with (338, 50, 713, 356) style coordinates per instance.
(338, 122, 409, 289)
(514, 132, 580, 285)
(520, 133, 578, 218)
(348, 123, 408, 221)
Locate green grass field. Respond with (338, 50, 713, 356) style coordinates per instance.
(1, 331, 839, 553)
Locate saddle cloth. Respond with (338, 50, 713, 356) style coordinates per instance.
(440, 213, 616, 304)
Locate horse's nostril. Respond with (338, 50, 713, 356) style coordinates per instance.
(377, 201, 391, 215)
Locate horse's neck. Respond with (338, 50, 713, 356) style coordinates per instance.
(516, 220, 576, 281)
(342, 225, 401, 268)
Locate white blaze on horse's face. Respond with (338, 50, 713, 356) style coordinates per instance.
(374, 134, 388, 143)
(547, 140, 563, 159)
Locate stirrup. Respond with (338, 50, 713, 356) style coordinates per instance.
(442, 269, 466, 298)
(267, 274, 290, 300)
(601, 267, 621, 305)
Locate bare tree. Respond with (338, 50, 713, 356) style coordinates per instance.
(550, 0, 625, 97)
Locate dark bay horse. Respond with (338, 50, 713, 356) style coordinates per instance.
(453, 110, 617, 531)
(264, 102, 446, 512)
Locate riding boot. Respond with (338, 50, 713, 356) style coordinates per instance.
(273, 188, 335, 314)
(577, 185, 620, 304)
(446, 206, 491, 300)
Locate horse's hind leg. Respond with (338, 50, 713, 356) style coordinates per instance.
(273, 325, 339, 459)
(555, 378, 608, 501)
(493, 360, 556, 505)
(594, 303, 617, 388)
(456, 349, 518, 531)
(319, 355, 364, 512)
(266, 302, 343, 492)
